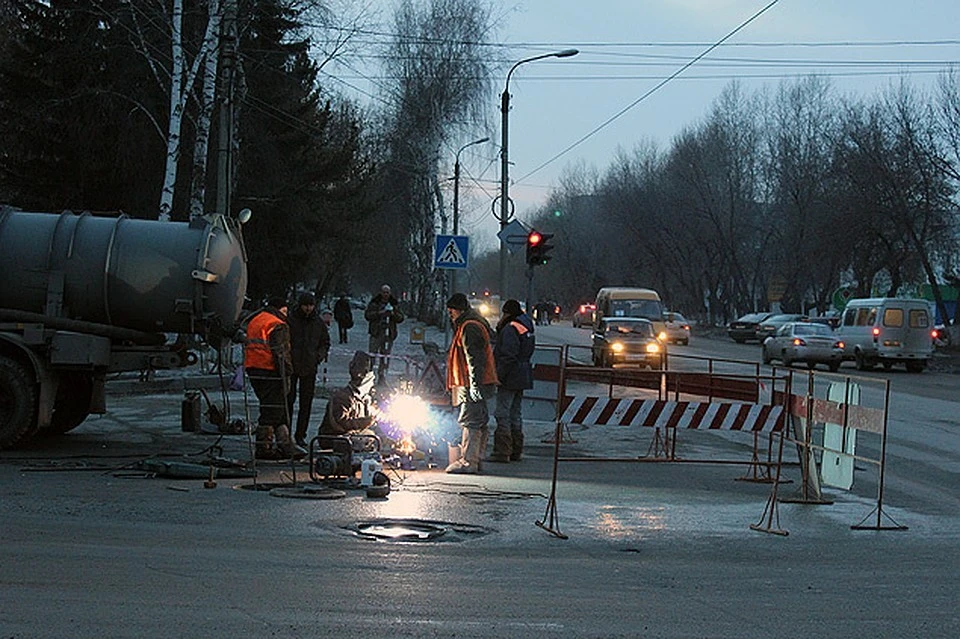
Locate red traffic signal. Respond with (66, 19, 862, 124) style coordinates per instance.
(526, 229, 554, 266)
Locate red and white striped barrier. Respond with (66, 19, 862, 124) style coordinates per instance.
(560, 396, 784, 433)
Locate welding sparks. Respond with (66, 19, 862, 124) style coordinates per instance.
(380, 393, 431, 436)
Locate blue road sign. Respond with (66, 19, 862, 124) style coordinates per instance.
(434, 235, 469, 270)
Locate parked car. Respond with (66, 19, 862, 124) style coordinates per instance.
(592, 317, 664, 368)
(572, 302, 596, 328)
(755, 314, 807, 343)
(662, 311, 691, 345)
(727, 312, 774, 343)
(807, 313, 841, 330)
(762, 322, 845, 371)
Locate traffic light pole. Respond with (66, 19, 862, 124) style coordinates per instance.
(525, 265, 535, 320)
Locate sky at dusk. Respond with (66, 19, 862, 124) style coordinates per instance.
(325, 0, 960, 252)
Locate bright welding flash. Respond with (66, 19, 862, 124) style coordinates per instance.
(382, 394, 431, 435)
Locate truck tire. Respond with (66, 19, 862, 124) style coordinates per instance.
(44, 374, 93, 436)
(0, 356, 38, 449)
(855, 350, 874, 371)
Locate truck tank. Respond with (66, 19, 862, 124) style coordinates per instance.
(0, 208, 247, 336)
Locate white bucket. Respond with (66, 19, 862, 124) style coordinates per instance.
(360, 459, 382, 487)
(447, 443, 462, 467)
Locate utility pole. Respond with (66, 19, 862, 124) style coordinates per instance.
(216, 0, 238, 217)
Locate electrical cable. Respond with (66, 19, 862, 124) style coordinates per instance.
(516, 0, 783, 184)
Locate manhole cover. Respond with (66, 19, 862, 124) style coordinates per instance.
(270, 485, 346, 500)
(349, 518, 491, 542)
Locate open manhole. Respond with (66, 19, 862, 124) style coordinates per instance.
(348, 518, 492, 542)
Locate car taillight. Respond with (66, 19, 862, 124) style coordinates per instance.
(579, 304, 587, 313)
(681, 324, 690, 330)
(835, 341, 844, 349)
(932, 329, 939, 339)
(792, 338, 806, 346)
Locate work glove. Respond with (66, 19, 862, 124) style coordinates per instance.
(468, 385, 484, 402)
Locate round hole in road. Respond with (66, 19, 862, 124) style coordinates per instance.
(348, 518, 492, 542)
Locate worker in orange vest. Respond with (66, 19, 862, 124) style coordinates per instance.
(244, 296, 303, 459)
(444, 293, 498, 474)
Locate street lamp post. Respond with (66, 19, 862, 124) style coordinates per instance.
(498, 48, 578, 301)
(451, 136, 489, 295)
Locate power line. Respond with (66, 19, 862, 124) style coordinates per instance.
(516, 0, 783, 184)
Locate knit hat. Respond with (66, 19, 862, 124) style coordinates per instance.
(502, 299, 522, 317)
(267, 295, 287, 309)
(298, 291, 316, 306)
(446, 293, 470, 311)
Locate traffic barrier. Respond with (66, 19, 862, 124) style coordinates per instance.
(537, 363, 789, 539)
(759, 368, 904, 533)
(560, 396, 783, 433)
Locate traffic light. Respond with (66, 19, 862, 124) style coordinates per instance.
(526, 230, 555, 266)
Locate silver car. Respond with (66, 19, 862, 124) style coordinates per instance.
(762, 322, 844, 371)
(662, 311, 691, 345)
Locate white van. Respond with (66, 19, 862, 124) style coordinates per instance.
(836, 298, 934, 372)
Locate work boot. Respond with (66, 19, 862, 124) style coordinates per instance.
(510, 430, 524, 461)
(275, 425, 307, 459)
(255, 426, 277, 460)
(445, 427, 479, 474)
(490, 425, 513, 463)
(477, 426, 490, 472)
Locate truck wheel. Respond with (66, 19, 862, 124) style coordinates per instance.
(0, 357, 38, 449)
(905, 360, 926, 373)
(855, 350, 873, 371)
(45, 374, 93, 436)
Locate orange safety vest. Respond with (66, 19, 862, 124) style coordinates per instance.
(446, 318, 498, 390)
(244, 311, 285, 371)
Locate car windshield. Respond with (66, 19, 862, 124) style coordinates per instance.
(794, 323, 834, 336)
(609, 299, 663, 320)
(605, 321, 653, 336)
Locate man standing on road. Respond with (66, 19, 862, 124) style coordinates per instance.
(333, 293, 353, 344)
(287, 292, 330, 447)
(444, 293, 498, 474)
(244, 296, 302, 459)
(365, 284, 404, 383)
(490, 299, 535, 463)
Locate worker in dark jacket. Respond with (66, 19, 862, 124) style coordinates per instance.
(444, 293, 498, 474)
(365, 284, 404, 383)
(287, 292, 330, 447)
(244, 296, 300, 459)
(490, 299, 535, 462)
(319, 351, 380, 436)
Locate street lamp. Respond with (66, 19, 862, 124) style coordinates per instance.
(498, 48, 578, 300)
(451, 136, 489, 295)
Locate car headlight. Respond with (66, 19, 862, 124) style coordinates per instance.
(646, 342, 661, 354)
(478, 303, 489, 315)
(611, 342, 624, 353)
(658, 331, 667, 341)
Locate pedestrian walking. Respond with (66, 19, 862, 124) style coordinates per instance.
(444, 293, 498, 474)
(365, 284, 404, 383)
(333, 293, 353, 344)
(287, 292, 330, 447)
(243, 296, 302, 459)
(490, 299, 535, 463)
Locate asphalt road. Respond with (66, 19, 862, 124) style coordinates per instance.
(2, 323, 958, 637)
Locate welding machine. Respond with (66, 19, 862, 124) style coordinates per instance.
(308, 433, 382, 483)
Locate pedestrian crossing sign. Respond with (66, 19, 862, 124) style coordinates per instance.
(434, 235, 469, 270)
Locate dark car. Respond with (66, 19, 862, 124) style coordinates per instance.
(727, 312, 774, 343)
(592, 317, 664, 368)
(762, 321, 844, 371)
(755, 314, 808, 342)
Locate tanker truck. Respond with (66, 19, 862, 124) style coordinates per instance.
(0, 205, 249, 449)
